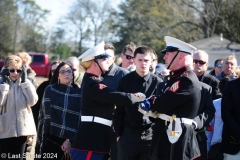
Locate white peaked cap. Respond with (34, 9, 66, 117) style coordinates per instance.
(78, 41, 106, 62)
(161, 36, 197, 55)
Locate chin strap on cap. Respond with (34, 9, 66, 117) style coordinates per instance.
(167, 50, 180, 70)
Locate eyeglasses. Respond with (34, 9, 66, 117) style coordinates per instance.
(216, 64, 222, 68)
(193, 60, 206, 65)
(9, 69, 22, 73)
(123, 53, 134, 60)
(59, 70, 72, 75)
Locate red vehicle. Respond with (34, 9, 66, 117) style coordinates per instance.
(0, 53, 52, 77)
(29, 53, 51, 77)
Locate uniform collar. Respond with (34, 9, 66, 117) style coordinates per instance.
(86, 72, 103, 80)
(134, 71, 151, 82)
(169, 66, 191, 77)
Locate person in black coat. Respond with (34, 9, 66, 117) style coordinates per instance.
(194, 82, 215, 160)
(197, 72, 221, 100)
(142, 36, 201, 160)
(31, 61, 61, 127)
(155, 78, 215, 160)
(192, 50, 220, 159)
(36, 62, 81, 159)
(70, 41, 145, 160)
(193, 50, 221, 100)
(113, 46, 162, 160)
(102, 43, 129, 160)
(209, 59, 223, 76)
(221, 77, 240, 159)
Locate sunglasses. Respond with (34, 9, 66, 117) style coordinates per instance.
(59, 70, 72, 75)
(9, 69, 22, 73)
(216, 64, 222, 68)
(193, 60, 206, 65)
(123, 53, 134, 60)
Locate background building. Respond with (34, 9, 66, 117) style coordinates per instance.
(191, 36, 240, 69)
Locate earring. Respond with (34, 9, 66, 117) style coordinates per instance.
(58, 79, 60, 84)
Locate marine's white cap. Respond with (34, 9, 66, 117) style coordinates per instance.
(161, 36, 197, 55)
(78, 41, 110, 62)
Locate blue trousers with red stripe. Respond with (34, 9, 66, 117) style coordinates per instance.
(70, 149, 109, 160)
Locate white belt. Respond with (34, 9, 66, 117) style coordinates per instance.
(81, 116, 112, 127)
(158, 114, 193, 125)
(158, 114, 193, 144)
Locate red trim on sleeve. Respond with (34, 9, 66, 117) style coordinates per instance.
(86, 151, 93, 160)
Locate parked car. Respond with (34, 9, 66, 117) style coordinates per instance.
(28, 53, 52, 77)
(0, 53, 52, 77)
(0, 61, 4, 70)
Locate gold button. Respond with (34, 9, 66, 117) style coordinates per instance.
(165, 83, 167, 85)
(172, 72, 174, 75)
(168, 77, 170, 80)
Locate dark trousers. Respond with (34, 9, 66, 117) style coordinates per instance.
(0, 136, 27, 160)
(117, 128, 151, 160)
(195, 140, 207, 160)
(208, 143, 223, 160)
(110, 129, 118, 160)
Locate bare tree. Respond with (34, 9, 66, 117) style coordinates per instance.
(165, 0, 225, 38)
(76, 0, 114, 45)
(64, 2, 91, 54)
(17, 0, 50, 52)
(0, 0, 18, 56)
(62, 0, 115, 55)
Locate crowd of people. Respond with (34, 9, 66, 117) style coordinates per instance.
(0, 36, 239, 160)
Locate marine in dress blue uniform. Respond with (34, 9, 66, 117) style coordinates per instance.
(139, 36, 202, 160)
(70, 41, 145, 160)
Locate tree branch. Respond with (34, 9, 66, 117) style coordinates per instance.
(161, 21, 202, 32)
(210, 0, 225, 37)
(182, 0, 202, 15)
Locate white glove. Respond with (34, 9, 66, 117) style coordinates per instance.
(130, 92, 146, 102)
(138, 107, 148, 116)
(147, 110, 159, 118)
(138, 107, 159, 118)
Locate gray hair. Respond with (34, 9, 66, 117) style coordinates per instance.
(66, 56, 80, 66)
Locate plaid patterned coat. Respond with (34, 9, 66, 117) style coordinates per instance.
(36, 83, 81, 154)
